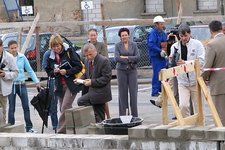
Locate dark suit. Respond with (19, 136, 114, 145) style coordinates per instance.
(77, 54, 112, 122)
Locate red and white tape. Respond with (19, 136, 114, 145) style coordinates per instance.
(200, 68, 225, 71)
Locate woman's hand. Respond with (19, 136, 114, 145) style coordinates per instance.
(59, 69, 67, 75)
(120, 55, 128, 59)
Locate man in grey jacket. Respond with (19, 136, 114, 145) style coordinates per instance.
(74, 43, 112, 123)
(0, 39, 18, 124)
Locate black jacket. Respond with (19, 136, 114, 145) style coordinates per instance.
(46, 47, 83, 97)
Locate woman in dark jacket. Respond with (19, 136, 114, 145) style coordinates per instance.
(114, 28, 140, 117)
(45, 33, 82, 134)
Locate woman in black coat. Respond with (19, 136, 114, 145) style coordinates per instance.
(45, 33, 82, 134)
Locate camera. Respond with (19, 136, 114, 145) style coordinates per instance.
(165, 26, 179, 43)
(0, 60, 7, 70)
(166, 47, 180, 68)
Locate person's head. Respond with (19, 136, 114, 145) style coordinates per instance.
(49, 33, 64, 54)
(118, 28, 130, 43)
(88, 28, 98, 44)
(222, 22, 225, 34)
(8, 40, 18, 56)
(209, 20, 222, 36)
(178, 24, 191, 45)
(153, 16, 165, 31)
(82, 43, 97, 61)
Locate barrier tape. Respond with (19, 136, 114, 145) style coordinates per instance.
(200, 68, 225, 71)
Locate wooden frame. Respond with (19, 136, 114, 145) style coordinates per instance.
(159, 59, 223, 127)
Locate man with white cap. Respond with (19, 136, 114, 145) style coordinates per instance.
(147, 16, 167, 97)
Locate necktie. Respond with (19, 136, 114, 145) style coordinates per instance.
(89, 61, 93, 74)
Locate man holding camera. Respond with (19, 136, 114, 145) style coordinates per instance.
(0, 39, 18, 124)
(170, 24, 205, 118)
(147, 16, 167, 97)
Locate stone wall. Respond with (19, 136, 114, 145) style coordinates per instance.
(1, 124, 225, 149)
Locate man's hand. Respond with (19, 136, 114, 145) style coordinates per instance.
(176, 59, 185, 66)
(84, 79, 92, 86)
(0, 70, 5, 77)
(160, 50, 167, 57)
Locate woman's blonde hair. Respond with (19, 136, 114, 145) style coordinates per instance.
(49, 33, 63, 49)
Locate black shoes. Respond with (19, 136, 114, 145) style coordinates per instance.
(151, 93, 160, 97)
(172, 116, 177, 120)
(150, 100, 161, 108)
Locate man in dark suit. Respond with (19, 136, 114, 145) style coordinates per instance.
(202, 20, 225, 126)
(74, 43, 112, 123)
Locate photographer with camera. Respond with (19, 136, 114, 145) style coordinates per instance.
(170, 24, 205, 118)
(0, 39, 18, 124)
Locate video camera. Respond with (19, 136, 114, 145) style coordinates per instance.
(167, 47, 180, 68)
(165, 25, 180, 43)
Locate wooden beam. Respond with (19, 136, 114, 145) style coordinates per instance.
(159, 61, 195, 81)
(195, 60, 204, 126)
(20, 12, 40, 54)
(1, 15, 225, 29)
(169, 114, 198, 125)
(197, 77, 223, 127)
(163, 82, 185, 125)
(162, 84, 168, 125)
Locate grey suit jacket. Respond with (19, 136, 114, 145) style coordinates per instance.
(81, 54, 112, 104)
(202, 33, 225, 95)
(114, 41, 140, 70)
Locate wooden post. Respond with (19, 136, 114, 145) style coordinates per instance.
(100, 3, 108, 58)
(35, 27, 41, 72)
(20, 12, 40, 54)
(195, 59, 204, 126)
(17, 27, 22, 51)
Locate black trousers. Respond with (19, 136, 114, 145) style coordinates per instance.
(77, 93, 105, 123)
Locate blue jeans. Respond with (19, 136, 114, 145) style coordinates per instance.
(49, 78, 58, 129)
(8, 84, 33, 132)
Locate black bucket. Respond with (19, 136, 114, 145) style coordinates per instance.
(102, 117, 143, 135)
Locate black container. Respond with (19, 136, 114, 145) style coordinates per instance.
(102, 117, 143, 135)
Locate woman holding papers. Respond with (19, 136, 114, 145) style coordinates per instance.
(45, 33, 82, 134)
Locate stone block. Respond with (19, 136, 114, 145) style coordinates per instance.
(47, 134, 73, 148)
(167, 125, 194, 140)
(187, 126, 213, 140)
(205, 127, 225, 141)
(65, 107, 78, 134)
(28, 134, 54, 148)
(4, 123, 25, 133)
(128, 124, 158, 139)
(0, 133, 11, 147)
(147, 125, 175, 140)
(87, 123, 105, 134)
(73, 106, 95, 134)
(0, 108, 4, 125)
(0, 123, 10, 132)
(11, 133, 35, 147)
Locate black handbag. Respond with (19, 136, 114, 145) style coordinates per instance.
(130, 62, 137, 69)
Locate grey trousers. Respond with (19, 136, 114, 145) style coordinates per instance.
(117, 69, 138, 117)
